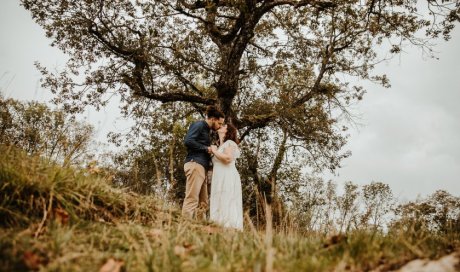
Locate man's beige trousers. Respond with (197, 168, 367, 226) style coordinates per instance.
(182, 161, 208, 219)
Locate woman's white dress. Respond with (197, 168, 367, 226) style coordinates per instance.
(210, 140, 243, 230)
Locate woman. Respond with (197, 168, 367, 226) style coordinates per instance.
(210, 123, 243, 230)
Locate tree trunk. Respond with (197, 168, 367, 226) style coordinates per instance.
(152, 152, 162, 190)
(168, 136, 176, 191)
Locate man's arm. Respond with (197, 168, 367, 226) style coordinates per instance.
(184, 122, 209, 152)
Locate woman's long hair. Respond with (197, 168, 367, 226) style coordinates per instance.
(224, 123, 240, 144)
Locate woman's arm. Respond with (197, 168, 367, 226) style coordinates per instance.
(211, 145, 235, 164)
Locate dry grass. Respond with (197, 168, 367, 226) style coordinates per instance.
(0, 145, 173, 227)
(1, 144, 458, 271)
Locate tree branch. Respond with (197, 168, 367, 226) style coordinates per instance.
(136, 89, 216, 104)
(269, 129, 288, 181)
(237, 112, 277, 140)
(260, 0, 336, 14)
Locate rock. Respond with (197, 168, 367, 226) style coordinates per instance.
(394, 252, 459, 272)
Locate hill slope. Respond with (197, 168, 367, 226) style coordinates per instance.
(0, 145, 458, 271)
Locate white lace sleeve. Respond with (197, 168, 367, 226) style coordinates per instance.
(225, 140, 240, 159)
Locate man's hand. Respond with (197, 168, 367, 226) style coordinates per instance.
(207, 146, 213, 154)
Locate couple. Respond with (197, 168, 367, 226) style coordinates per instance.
(181, 106, 243, 230)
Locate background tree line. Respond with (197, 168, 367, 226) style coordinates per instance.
(0, 94, 94, 166)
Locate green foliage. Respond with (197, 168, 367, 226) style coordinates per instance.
(392, 190, 460, 236)
(108, 103, 192, 202)
(0, 95, 94, 166)
(284, 176, 338, 234)
(361, 182, 394, 229)
(0, 145, 166, 227)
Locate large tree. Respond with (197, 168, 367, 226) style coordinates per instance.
(21, 0, 459, 208)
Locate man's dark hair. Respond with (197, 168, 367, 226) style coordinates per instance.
(206, 105, 225, 119)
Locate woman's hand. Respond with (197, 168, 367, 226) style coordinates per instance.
(211, 145, 218, 153)
(211, 145, 234, 164)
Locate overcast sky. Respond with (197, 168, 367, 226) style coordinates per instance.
(1, 1, 459, 201)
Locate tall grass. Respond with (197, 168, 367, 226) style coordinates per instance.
(1, 144, 458, 271)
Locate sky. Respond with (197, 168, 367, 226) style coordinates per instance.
(0, 1, 132, 146)
(1, 1, 459, 201)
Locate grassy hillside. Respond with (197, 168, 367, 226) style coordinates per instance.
(0, 145, 458, 271)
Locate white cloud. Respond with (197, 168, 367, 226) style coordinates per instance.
(331, 29, 460, 199)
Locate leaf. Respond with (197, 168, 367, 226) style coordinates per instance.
(174, 245, 186, 257)
(147, 228, 163, 239)
(202, 225, 221, 234)
(54, 207, 69, 225)
(99, 258, 124, 272)
(174, 243, 195, 258)
(23, 251, 42, 270)
(182, 242, 194, 250)
(323, 234, 347, 248)
(87, 160, 101, 174)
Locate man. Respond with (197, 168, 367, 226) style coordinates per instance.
(182, 105, 225, 219)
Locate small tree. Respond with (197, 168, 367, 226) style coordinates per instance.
(0, 95, 94, 166)
(336, 181, 360, 233)
(110, 103, 190, 201)
(393, 190, 460, 235)
(285, 175, 330, 232)
(361, 181, 394, 230)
